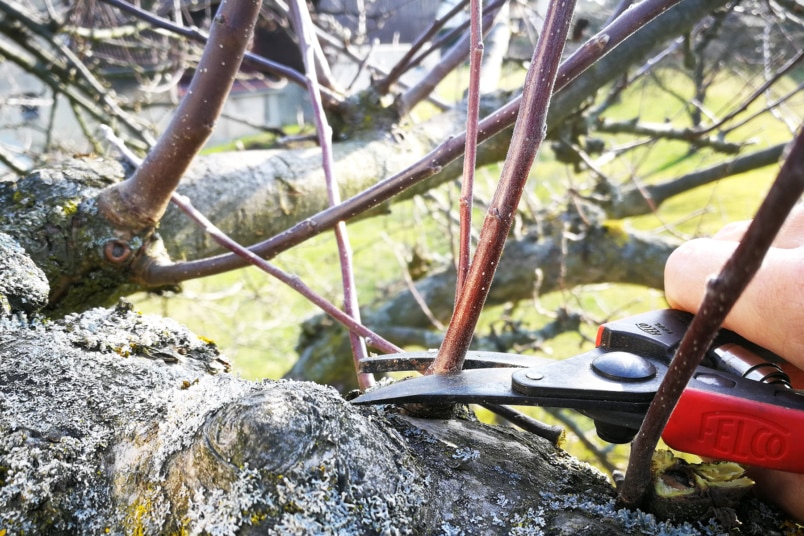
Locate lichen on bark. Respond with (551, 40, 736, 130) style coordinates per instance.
(0, 157, 169, 315)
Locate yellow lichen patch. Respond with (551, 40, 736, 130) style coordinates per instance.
(602, 220, 630, 247)
(249, 511, 268, 525)
(60, 199, 79, 217)
(125, 496, 153, 536)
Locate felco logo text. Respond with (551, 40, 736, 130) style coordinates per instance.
(698, 412, 788, 461)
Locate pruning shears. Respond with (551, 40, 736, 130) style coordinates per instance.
(352, 309, 804, 473)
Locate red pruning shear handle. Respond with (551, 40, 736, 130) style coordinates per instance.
(353, 309, 804, 473)
(664, 381, 804, 472)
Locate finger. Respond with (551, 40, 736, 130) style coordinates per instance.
(665, 239, 804, 367)
(712, 220, 749, 241)
(746, 467, 804, 523)
(712, 203, 804, 248)
(774, 203, 804, 248)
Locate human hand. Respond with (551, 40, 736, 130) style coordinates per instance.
(664, 204, 804, 521)
(665, 204, 804, 368)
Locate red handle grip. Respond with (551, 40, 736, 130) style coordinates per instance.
(663, 386, 804, 473)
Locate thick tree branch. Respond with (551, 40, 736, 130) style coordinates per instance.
(0, 236, 790, 533)
(98, 0, 261, 231)
(605, 143, 786, 218)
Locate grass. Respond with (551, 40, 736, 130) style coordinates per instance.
(131, 63, 801, 476)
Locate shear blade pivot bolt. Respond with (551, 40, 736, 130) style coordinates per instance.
(591, 351, 656, 382)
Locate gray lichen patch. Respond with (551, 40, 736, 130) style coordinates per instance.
(0, 301, 794, 534)
(0, 233, 49, 315)
(0, 306, 232, 534)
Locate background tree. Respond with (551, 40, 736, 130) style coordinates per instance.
(1, 0, 803, 520)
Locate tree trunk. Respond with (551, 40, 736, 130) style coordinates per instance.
(0, 235, 790, 535)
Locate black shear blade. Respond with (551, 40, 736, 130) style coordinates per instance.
(358, 351, 549, 373)
(353, 349, 665, 414)
(352, 368, 539, 406)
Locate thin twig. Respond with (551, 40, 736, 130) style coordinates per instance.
(428, 0, 577, 375)
(375, 0, 470, 94)
(618, 127, 804, 507)
(397, 3, 502, 115)
(455, 0, 484, 294)
(289, 0, 374, 390)
(697, 47, 804, 135)
(102, 124, 402, 359)
(383, 234, 446, 331)
(173, 193, 403, 356)
(97, 0, 334, 100)
(0, 0, 155, 147)
(722, 80, 804, 137)
(481, 403, 564, 445)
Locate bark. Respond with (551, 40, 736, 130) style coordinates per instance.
(0, 158, 170, 314)
(0, 236, 789, 535)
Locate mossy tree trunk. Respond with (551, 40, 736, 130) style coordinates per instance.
(0, 234, 792, 535)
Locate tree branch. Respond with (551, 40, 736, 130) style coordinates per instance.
(397, 1, 502, 115)
(604, 143, 786, 218)
(143, 0, 704, 288)
(289, 0, 374, 389)
(456, 0, 484, 294)
(0, 0, 155, 148)
(291, 221, 676, 389)
(98, 0, 261, 231)
(618, 128, 804, 508)
(594, 118, 744, 154)
(429, 0, 576, 375)
(96, 0, 337, 101)
(374, 0, 469, 94)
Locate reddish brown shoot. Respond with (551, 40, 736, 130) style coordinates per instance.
(288, 0, 374, 389)
(99, 0, 261, 230)
(427, 0, 577, 375)
(455, 0, 484, 294)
